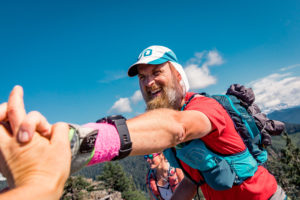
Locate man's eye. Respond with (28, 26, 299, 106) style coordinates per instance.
(139, 75, 145, 80)
(153, 71, 160, 76)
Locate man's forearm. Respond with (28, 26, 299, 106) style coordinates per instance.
(68, 107, 211, 173)
(127, 108, 212, 156)
(127, 108, 186, 156)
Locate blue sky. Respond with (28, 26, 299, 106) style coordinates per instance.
(0, 0, 299, 124)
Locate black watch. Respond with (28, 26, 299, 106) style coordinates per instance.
(97, 115, 132, 160)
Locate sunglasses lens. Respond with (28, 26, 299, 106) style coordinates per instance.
(144, 154, 154, 160)
(145, 153, 160, 160)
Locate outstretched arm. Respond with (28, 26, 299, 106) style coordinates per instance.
(15, 88, 212, 172)
(127, 108, 212, 155)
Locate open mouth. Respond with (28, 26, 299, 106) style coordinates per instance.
(151, 89, 162, 97)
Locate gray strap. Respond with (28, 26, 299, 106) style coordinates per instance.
(69, 124, 98, 174)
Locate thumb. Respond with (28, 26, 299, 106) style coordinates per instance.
(50, 122, 70, 147)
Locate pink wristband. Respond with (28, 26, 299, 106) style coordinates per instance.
(83, 122, 120, 165)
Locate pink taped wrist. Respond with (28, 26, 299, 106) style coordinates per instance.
(82, 122, 120, 165)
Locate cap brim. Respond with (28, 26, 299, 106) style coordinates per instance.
(128, 64, 139, 77)
(127, 59, 169, 77)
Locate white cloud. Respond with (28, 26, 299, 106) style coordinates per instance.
(98, 70, 127, 83)
(184, 50, 224, 90)
(206, 50, 224, 66)
(109, 98, 132, 113)
(131, 90, 143, 104)
(186, 52, 205, 65)
(280, 64, 300, 71)
(109, 90, 144, 113)
(185, 64, 217, 89)
(248, 72, 300, 113)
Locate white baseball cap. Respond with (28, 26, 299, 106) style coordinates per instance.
(128, 45, 190, 92)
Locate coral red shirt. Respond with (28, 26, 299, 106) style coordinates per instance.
(182, 92, 277, 200)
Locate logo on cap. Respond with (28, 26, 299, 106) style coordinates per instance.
(144, 49, 152, 57)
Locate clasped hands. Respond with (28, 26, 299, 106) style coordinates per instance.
(0, 86, 71, 199)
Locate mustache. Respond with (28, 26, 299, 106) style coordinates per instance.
(146, 85, 161, 93)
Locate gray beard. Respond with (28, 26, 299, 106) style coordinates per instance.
(146, 87, 182, 111)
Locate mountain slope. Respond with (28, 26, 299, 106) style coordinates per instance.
(268, 106, 300, 124)
(76, 155, 148, 192)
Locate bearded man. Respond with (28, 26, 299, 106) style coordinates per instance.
(12, 45, 286, 200)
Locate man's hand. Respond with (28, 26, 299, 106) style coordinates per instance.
(0, 86, 71, 199)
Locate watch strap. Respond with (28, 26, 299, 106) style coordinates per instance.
(97, 115, 132, 160)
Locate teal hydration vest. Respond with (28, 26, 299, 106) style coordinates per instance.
(164, 93, 268, 191)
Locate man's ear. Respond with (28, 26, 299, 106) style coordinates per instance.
(176, 71, 182, 82)
(169, 63, 182, 82)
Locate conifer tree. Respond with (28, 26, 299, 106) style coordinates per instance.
(61, 176, 94, 200)
(267, 132, 300, 199)
(97, 161, 147, 200)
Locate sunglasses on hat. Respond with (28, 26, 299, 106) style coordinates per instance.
(144, 153, 160, 160)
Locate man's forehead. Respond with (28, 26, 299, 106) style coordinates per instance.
(137, 63, 168, 74)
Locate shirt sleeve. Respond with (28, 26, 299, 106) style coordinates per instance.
(184, 96, 227, 137)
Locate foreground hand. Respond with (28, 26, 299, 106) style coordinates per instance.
(0, 86, 71, 199)
(5, 86, 52, 143)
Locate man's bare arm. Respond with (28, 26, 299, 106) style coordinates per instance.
(127, 108, 212, 156)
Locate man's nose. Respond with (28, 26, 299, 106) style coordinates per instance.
(144, 76, 155, 87)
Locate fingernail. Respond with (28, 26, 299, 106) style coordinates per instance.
(19, 131, 29, 142)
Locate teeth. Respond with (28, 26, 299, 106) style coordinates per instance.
(151, 89, 161, 94)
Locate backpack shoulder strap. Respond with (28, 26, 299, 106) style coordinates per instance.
(181, 93, 204, 111)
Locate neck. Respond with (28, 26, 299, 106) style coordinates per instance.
(179, 94, 187, 110)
